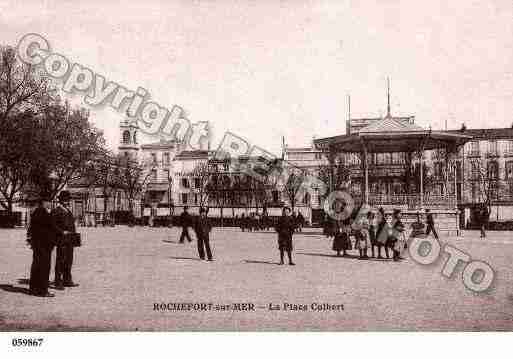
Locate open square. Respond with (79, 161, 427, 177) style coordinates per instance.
(1, 227, 513, 331)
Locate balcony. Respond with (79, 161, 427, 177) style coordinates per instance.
(467, 151, 481, 158)
(486, 151, 500, 158)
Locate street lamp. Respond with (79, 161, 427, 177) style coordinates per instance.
(168, 173, 174, 226)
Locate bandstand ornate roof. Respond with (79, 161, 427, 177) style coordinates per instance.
(314, 118, 473, 153)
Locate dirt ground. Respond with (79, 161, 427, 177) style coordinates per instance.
(1, 226, 512, 331)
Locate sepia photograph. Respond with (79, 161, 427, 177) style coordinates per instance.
(1, 1, 513, 354)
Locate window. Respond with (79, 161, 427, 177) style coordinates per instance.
(303, 192, 310, 205)
(150, 169, 157, 181)
(122, 130, 131, 144)
(488, 141, 498, 156)
(434, 162, 442, 178)
(194, 178, 201, 188)
(181, 178, 189, 188)
(133, 131, 137, 144)
(487, 161, 499, 179)
(471, 182, 479, 203)
(272, 190, 279, 203)
(223, 163, 229, 171)
(163, 152, 170, 165)
(391, 153, 405, 164)
(470, 141, 480, 155)
(181, 193, 188, 204)
(151, 153, 157, 165)
(508, 141, 513, 154)
(506, 162, 513, 179)
(456, 162, 462, 179)
(194, 194, 198, 205)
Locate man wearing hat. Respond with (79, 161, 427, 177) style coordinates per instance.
(275, 206, 296, 265)
(52, 190, 79, 289)
(179, 206, 193, 243)
(27, 191, 58, 297)
(193, 207, 213, 261)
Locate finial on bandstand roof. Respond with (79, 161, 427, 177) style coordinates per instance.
(386, 77, 391, 118)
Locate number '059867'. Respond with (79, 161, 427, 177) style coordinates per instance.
(11, 338, 43, 347)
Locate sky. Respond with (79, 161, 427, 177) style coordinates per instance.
(2, 0, 513, 155)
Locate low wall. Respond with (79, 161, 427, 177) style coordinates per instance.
(388, 209, 460, 236)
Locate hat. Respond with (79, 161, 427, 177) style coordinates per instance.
(57, 190, 71, 203)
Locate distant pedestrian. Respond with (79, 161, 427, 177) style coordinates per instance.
(52, 190, 79, 289)
(193, 207, 213, 261)
(376, 207, 390, 259)
(425, 209, 438, 239)
(368, 211, 378, 258)
(355, 213, 371, 259)
(480, 206, 489, 239)
(296, 211, 305, 232)
(276, 207, 296, 265)
(391, 209, 406, 262)
(332, 214, 352, 257)
(240, 213, 246, 232)
(179, 206, 193, 243)
(27, 193, 58, 297)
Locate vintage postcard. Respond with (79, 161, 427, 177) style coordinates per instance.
(1, 1, 513, 347)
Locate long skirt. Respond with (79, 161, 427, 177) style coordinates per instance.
(333, 232, 351, 251)
(278, 234, 293, 252)
(29, 246, 53, 295)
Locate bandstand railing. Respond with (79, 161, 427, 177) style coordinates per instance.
(352, 193, 456, 209)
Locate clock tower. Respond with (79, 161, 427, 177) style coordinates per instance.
(118, 115, 139, 159)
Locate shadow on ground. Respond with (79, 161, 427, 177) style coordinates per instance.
(243, 260, 280, 265)
(297, 252, 392, 262)
(0, 284, 31, 296)
(168, 256, 202, 261)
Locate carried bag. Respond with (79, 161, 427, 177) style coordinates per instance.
(62, 232, 82, 247)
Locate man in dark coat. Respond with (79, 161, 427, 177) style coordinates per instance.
(52, 190, 79, 289)
(480, 206, 489, 238)
(296, 211, 305, 232)
(27, 194, 58, 297)
(276, 207, 295, 265)
(179, 206, 193, 243)
(193, 207, 213, 261)
(425, 209, 439, 239)
(376, 207, 390, 259)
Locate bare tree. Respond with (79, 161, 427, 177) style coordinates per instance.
(469, 158, 501, 217)
(115, 155, 153, 218)
(89, 150, 119, 225)
(0, 110, 38, 212)
(0, 46, 52, 124)
(283, 167, 307, 211)
(37, 101, 106, 200)
(191, 161, 212, 207)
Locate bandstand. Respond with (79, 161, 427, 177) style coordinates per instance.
(314, 117, 472, 235)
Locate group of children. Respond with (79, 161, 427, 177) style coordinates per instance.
(329, 208, 411, 262)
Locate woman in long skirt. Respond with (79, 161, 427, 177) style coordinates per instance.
(391, 209, 407, 261)
(376, 207, 390, 259)
(368, 211, 378, 258)
(332, 218, 352, 256)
